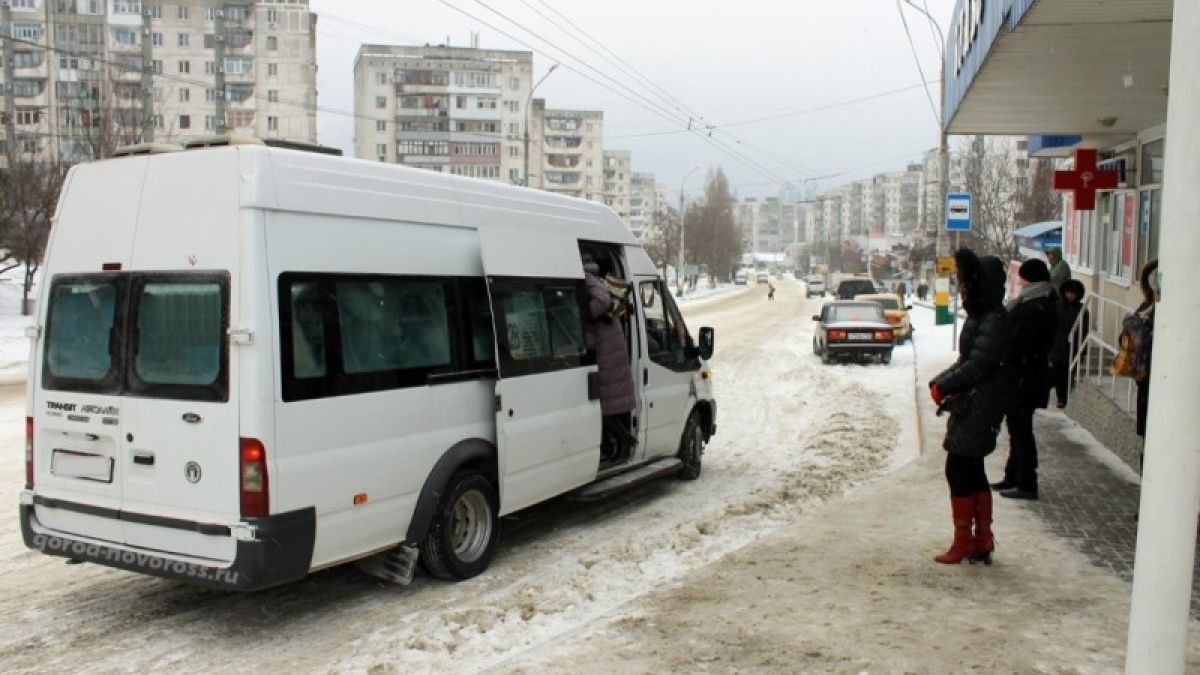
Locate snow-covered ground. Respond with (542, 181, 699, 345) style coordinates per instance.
(0, 269, 35, 385)
(0, 274, 923, 672)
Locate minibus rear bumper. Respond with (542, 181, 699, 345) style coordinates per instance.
(19, 492, 315, 591)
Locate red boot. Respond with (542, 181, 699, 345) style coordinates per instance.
(934, 496, 977, 564)
(971, 490, 994, 565)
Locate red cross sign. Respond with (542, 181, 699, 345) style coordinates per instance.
(1053, 148, 1120, 211)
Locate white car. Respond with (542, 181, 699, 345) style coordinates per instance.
(806, 277, 826, 298)
(734, 271, 749, 285)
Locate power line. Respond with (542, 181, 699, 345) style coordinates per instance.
(895, 0, 940, 126)
(437, 0, 790, 182)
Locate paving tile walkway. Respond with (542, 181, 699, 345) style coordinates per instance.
(1006, 410, 1200, 615)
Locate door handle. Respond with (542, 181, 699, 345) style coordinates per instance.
(133, 452, 155, 466)
(643, 368, 649, 386)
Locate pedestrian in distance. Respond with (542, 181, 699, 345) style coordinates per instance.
(1049, 279, 1089, 408)
(1047, 246, 1071, 293)
(767, 280, 776, 301)
(929, 248, 1012, 565)
(992, 259, 1058, 501)
(917, 283, 929, 302)
(582, 256, 638, 463)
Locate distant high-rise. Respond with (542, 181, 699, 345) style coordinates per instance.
(353, 44, 532, 183)
(1, 0, 318, 166)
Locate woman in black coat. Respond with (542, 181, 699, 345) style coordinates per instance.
(929, 249, 1012, 565)
(1049, 279, 1089, 408)
(992, 259, 1058, 500)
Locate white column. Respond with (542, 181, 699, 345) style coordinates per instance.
(1125, 2, 1200, 672)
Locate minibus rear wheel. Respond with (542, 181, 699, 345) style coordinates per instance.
(420, 471, 500, 581)
(678, 412, 704, 480)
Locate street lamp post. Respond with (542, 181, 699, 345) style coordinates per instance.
(678, 164, 702, 296)
(902, 0, 948, 256)
(523, 64, 558, 188)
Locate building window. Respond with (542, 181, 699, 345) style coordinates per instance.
(151, 32, 163, 46)
(267, 8, 279, 24)
(268, 63, 278, 77)
(11, 23, 43, 41)
(509, 146, 519, 157)
(205, 61, 214, 74)
(376, 120, 387, 132)
(376, 143, 387, 158)
(177, 5, 188, 20)
(506, 100, 518, 113)
(375, 96, 387, 109)
(204, 115, 217, 131)
(268, 89, 279, 103)
(177, 32, 189, 47)
(178, 60, 190, 74)
(456, 95, 467, 109)
(152, 114, 163, 129)
(151, 59, 162, 74)
(266, 35, 278, 50)
(150, 4, 162, 19)
(268, 116, 279, 131)
(510, 76, 519, 90)
(179, 88, 190, 102)
(205, 89, 215, 102)
(376, 72, 388, 85)
(179, 114, 191, 130)
(508, 122, 519, 136)
(510, 168, 520, 182)
(204, 7, 215, 21)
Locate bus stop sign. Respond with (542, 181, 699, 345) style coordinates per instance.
(946, 193, 972, 232)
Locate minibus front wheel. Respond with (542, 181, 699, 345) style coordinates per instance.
(420, 471, 500, 581)
(678, 412, 705, 480)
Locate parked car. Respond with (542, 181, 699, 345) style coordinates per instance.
(856, 293, 913, 342)
(806, 276, 826, 298)
(734, 270, 749, 285)
(756, 272, 770, 285)
(835, 277, 877, 300)
(812, 301, 895, 364)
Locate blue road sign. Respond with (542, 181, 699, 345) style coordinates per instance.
(946, 192, 972, 232)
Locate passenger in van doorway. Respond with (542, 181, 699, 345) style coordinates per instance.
(583, 255, 638, 462)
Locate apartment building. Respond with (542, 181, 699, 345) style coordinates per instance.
(1, 0, 317, 165)
(628, 171, 657, 243)
(602, 149, 630, 226)
(528, 98, 603, 201)
(882, 166, 922, 237)
(353, 44, 532, 183)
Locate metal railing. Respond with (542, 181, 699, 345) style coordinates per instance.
(1069, 290, 1138, 415)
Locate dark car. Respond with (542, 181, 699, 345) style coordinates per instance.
(812, 301, 895, 364)
(835, 278, 877, 300)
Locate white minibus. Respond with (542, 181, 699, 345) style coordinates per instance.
(20, 138, 717, 590)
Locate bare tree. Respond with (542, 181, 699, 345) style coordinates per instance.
(0, 149, 65, 314)
(957, 136, 1020, 259)
(1017, 157, 1062, 226)
(684, 169, 740, 282)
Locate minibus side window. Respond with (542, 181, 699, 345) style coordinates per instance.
(289, 281, 327, 379)
(461, 278, 496, 367)
(126, 275, 229, 402)
(490, 278, 590, 378)
(43, 276, 124, 392)
(335, 279, 452, 374)
(641, 280, 689, 371)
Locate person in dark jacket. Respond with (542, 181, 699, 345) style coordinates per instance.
(1049, 279, 1089, 408)
(1135, 259, 1159, 441)
(929, 249, 1012, 565)
(583, 258, 637, 461)
(991, 259, 1058, 500)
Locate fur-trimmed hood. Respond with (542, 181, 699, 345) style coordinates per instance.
(955, 248, 1007, 317)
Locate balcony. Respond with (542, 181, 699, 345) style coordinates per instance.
(544, 171, 583, 187)
(395, 130, 458, 143)
(450, 107, 502, 122)
(396, 108, 448, 119)
(546, 154, 581, 169)
(544, 135, 583, 150)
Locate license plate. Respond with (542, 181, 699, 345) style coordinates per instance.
(51, 449, 114, 483)
(848, 333, 873, 341)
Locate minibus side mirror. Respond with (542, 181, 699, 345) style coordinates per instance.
(812, 315, 821, 321)
(906, 305, 913, 310)
(697, 327, 715, 360)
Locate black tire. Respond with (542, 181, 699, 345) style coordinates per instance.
(812, 338, 820, 355)
(420, 471, 499, 581)
(881, 350, 893, 365)
(678, 412, 704, 480)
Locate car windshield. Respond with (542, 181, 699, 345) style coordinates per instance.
(828, 305, 883, 322)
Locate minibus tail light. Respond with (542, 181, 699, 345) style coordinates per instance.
(239, 437, 269, 518)
(25, 417, 33, 489)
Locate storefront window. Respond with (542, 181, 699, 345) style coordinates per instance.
(1140, 139, 1164, 186)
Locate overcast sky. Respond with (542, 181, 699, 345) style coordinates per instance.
(308, 0, 957, 198)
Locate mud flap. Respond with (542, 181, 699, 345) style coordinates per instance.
(357, 542, 420, 585)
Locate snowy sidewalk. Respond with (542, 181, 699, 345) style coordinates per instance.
(499, 307, 1200, 673)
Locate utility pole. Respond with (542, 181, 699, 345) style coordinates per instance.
(523, 64, 557, 187)
(1, 1, 17, 154)
(1125, 2, 1200, 672)
(141, 6, 154, 143)
(213, 5, 226, 134)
